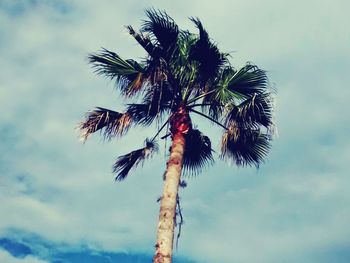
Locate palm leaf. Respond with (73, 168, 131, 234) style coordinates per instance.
(88, 48, 146, 96)
(182, 129, 213, 175)
(126, 25, 157, 56)
(201, 101, 224, 121)
(113, 139, 158, 181)
(144, 56, 168, 86)
(225, 93, 273, 128)
(188, 18, 226, 85)
(79, 107, 131, 141)
(227, 64, 269, 98)
(127, 103, 159, 126)
(142, 9, 179, 55)
(199, 67, 238, 119)
(127, 81, 173, 125)
(127, 102, 171, 126)
(221, 123, 271, 167)
(170, 32, 198, 88)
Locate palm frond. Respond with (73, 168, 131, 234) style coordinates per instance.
(144, 56, 168, 85)
(197, 68, 238, 119)
(189, 108, 227, 130)
(182, 129, 213, 175)
(79, 107, 131, 141)
(208, 67, 239, 101)
(172, 31, 197, 64)
(170, 32, 198, 88)
(126, 25, 157, 56)
(221, 123, 271, 167)
(200, 101, 224, 120)
(88, 48, 146, 96)
(127, 81, 173, 125)
(127, 103, 158, 126)
(227, 64, 269, 98)
(225, 93, 273, 128)
(127, 103, 171, 126)
(188, 18, 226, 85)
(113, 139, 158, 181)
(142, 9, 179, 54)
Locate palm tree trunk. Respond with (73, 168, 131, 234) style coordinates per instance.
(153, 132, 185, 263)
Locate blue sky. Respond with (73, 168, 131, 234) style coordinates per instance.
(1, 0, 350, 262)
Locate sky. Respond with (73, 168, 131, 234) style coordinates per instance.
(1, 0, 350, 262)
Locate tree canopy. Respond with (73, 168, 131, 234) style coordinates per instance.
(79, 9, 275, 180)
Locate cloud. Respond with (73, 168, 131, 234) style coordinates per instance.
(1, 0, 350, 262)
(0, 234, 196, 263)
(0, 249, 47, 263)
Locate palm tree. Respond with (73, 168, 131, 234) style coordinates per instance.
(79, 9, 275, 263)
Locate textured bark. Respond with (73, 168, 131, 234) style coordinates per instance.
(153, 132, 186, 263)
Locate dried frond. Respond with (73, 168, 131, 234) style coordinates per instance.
(113, 139, 158, 181)
(128, 72, 143, 95)
(79, 107, 131, 141)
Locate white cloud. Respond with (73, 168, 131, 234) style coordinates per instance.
(0, 249, 48, 263)
(1, 0, 350, 262)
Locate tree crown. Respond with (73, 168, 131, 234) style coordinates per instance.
(79, 9, 275, 180)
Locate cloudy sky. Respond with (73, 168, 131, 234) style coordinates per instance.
(1, 0, 350, 262)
